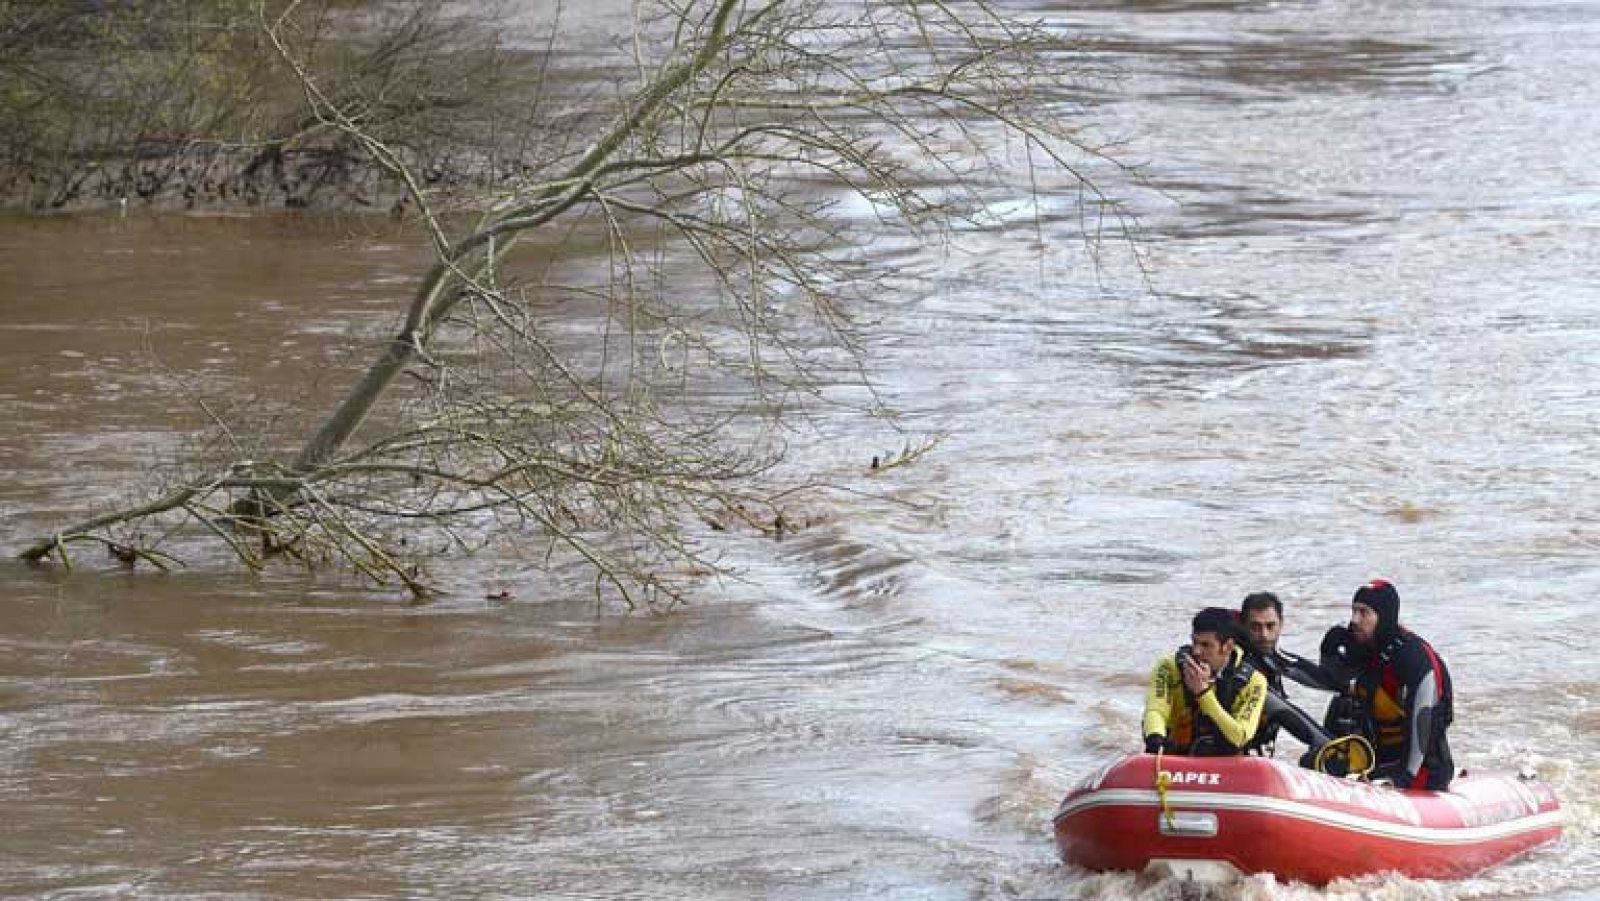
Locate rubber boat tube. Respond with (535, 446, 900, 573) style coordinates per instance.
(1053, 754, 1563, 885)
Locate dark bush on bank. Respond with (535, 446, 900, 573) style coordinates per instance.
(0, 0, 529, 212)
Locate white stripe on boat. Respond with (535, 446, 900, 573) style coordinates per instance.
(1053, 789, 1565, 846)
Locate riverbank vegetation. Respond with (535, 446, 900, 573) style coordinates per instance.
(16, 0, 1133, 604)
(0, 0, 520, 211)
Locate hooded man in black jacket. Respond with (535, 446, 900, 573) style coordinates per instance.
(1319, 579, 1455, 790)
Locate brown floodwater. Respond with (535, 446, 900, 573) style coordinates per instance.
(4, 1, 1600, 898)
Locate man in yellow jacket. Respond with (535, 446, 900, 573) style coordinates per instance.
(1143, 607, 1269, 755)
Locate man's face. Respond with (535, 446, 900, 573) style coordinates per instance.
(1243, 607, 1282, 655)
(1349, 602, 1380, 645)
(1190, 631, 1232, 671)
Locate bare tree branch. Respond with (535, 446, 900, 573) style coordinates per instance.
(19, 0, 1136, 604)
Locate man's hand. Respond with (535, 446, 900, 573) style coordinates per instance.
(1320, 625, 1352, 662)
(1180, 654, 1213, 695)
(1144, 733, 1170, 754)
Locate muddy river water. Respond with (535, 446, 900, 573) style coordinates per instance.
(3, 1, 1599, 898)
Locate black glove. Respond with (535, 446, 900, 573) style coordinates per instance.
(1320, 625, 1352, 661)
(1324, 694, 1362, 737)
(1144, 733, 1169, 754)
(1391, 772, 1414, 790)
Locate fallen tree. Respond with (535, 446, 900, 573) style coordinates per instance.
(18, 0, 1135, 605)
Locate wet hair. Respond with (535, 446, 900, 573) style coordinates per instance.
(1241, 592, 1283, 618)
(1191, 607, 1241, 644)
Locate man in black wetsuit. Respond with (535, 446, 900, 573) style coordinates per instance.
(1238, 592, 1341, 757)
(1320, 579, 1455, 789)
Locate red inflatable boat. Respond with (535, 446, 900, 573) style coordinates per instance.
(1053, 754, 1563, 885)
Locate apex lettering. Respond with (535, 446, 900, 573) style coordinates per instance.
(1162, 770, 1221, 786)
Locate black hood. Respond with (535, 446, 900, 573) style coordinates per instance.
(1352, 579, 1400, 641)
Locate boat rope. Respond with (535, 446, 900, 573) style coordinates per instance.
(1154, 746, 1174, 829)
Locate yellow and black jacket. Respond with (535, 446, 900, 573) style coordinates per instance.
(1143, 646, 1268, 755)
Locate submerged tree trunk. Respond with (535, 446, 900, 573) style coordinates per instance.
(294, 335, 418, 473)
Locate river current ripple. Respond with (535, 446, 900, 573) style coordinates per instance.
(3, 1, 1599, 898)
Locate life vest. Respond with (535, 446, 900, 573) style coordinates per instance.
(1351, 628, 1451, 773)
(1352, 632, 1404, 755)
(1186, 650, 1259, 755)
(1244, 651, 1286, 755)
